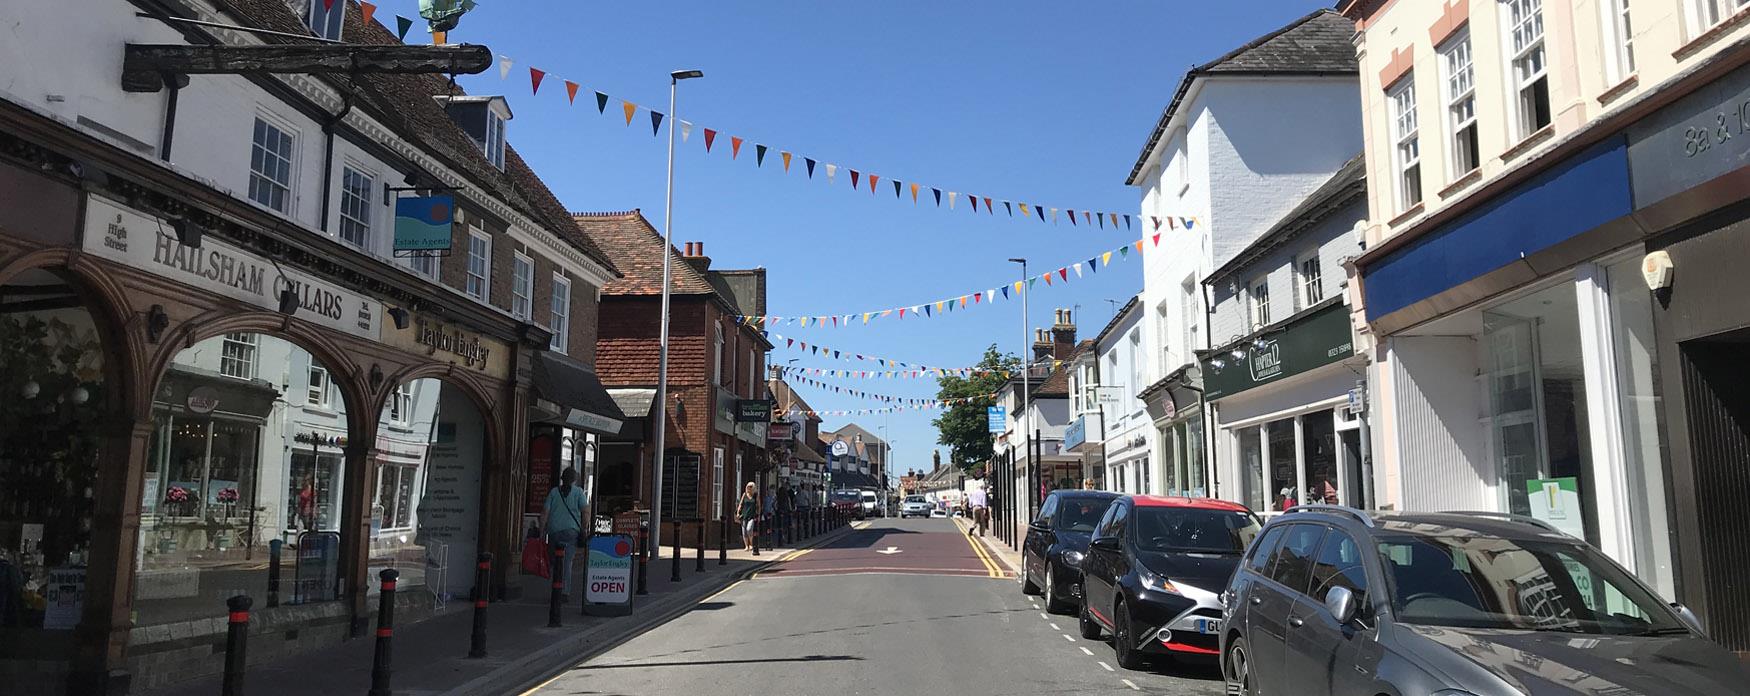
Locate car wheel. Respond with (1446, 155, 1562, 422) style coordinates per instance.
(1078, 600, 1103, 639)
(1044, 564, 1071, 614)
(1019, 561, 1041, 595)
(1224, 636, 1253, 696)
(1113, 600, 1146, 671)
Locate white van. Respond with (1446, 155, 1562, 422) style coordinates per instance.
(859, 490, 882, 518)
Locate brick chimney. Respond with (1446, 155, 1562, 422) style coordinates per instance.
(1032, 328, 1054, 364)
(1051, 308, 1077, 359)
(681, 241, 711, 273)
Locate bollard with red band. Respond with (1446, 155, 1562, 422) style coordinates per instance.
(548, 543, 565, 628)
(468, 552, 491, 658)
(367, 569, 398, 696)
(221, 595, 251, 696)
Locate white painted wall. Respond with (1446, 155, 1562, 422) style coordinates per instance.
(1209, 201, 1365, 343)
(1387, 335, 1491, 512)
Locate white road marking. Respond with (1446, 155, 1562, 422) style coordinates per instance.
(1062, 634, 1075, 642)
(1122, 678, 1140, 690)
(1098, 661, 1114, 672)
(1080, 647, 1095, 656)
(1049, 623, 1061, 631)
(1040, 613, 1050, 620)
(876, 546, 903, 555)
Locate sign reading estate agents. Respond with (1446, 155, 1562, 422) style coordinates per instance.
(82, 195, 381, 340)
(584, 534, 634, 606)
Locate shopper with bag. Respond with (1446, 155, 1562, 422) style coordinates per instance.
(542, 468, 588, 600)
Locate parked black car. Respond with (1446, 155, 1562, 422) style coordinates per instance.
(1019, 490, 1119, 613)
(1220, 506, 1750, 696)
(1079, 495, 1262, 670)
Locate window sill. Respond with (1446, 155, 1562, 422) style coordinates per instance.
(1675, 8, 1750, 61)
(1388, 202, 1426, 229)
(1499, 125, 1556, 163)
(1597, 74, 1639, 107)
(1437, 169, 1482, 199)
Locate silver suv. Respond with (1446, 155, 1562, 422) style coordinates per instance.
(1219, 506, 1748, 696)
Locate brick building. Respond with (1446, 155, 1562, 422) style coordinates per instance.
(574, 212, 771, 544)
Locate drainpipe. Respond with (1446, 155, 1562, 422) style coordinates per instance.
(318, 94, 356, 233)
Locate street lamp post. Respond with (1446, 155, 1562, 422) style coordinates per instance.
(1009, 258, 1030, 533)
(649, 69, 704, 558)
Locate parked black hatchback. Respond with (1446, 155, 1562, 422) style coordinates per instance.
(1079, 495, 1262, 670)
(1221, 506, 1750, 696)
(1019, 490, 1119, 613)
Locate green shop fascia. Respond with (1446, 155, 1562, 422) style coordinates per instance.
(1202, 300, 1353, 401)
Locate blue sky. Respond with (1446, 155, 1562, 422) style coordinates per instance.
(445, 0, 1327, 477)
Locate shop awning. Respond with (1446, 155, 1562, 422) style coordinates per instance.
(530, 352, 626, 437)
(605, 388, 655, 441)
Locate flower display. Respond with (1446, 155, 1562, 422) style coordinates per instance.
(165, 486, 191, 503)
(217, 488, 239, 503)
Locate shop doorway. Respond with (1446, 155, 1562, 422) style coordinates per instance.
(370, 378, 486, 605)
(1339, 429, 1363, 508)
(1677, 330, 1750, 652)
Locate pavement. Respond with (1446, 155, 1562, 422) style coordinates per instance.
(137, 522, 858, 696)
(524, 517, 1224, 696)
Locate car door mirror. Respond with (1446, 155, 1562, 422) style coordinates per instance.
(1324, 586, 1357, 625)
(1672, 603, 1705, 636)
(1089, 536, 1120, 551)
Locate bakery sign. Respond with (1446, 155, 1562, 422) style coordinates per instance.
(82, 195, 380, 340)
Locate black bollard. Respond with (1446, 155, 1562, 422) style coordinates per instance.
(368, 569, 398, 696)
(548, 543, 565, 628)
(266, 540, 281, 608)
(718, 515, 728, 565)
(670, 522, 682, 582)
(635, 531, 649, 596)
(695, 519, 705, 572)
(221, 595, 250, 696)
(468, 552, 490, 658)
(751, 515, 761, 556)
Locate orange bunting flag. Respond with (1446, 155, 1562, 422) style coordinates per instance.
(621, 101, 637, 125)
(529, 68, 546, 95)
(959, 296, 967, 308)
(782, 151, 793, 171)
(564, 80, 580, 104)
(910, 183, 920, 203)
(1110, 213, 1119, 228)
(1134, 239, 1145, 253)
(360, 1, 377, 25)
(868, 174, 880, 194)
(731, 136, 744, 159)
(1043, 273, 1053, 286)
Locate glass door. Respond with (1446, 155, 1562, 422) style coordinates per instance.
(1485, 314, 1548, 517)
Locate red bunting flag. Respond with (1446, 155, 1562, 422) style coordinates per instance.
(360, 1, 377, 25)
(898, 307, 907, 318)
(1059, 268, 1069, 281)
(1153, 233, 1162, 246)
(868, 174, 880, 194)
(850, 170, 860, 189)
(529, 67, 546, 95)
(731, 136, 744, 159)
(983, 197, 993, 214)
(703, 129, 717, 152)
(974, 292, 982, 304)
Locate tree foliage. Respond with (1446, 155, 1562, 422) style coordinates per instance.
(932, 345, 1020, 474)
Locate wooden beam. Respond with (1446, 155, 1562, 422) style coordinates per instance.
(121, 43, 492, 92)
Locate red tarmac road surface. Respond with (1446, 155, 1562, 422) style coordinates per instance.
(755, 518, 1005, 579)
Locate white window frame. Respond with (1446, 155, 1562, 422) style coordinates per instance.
(1440, 32, 1480, 179)
(1388, 77, 1423, 213)
(387, 382, 414, 425)
(1601, 0, 1636, 82)
(465, 225, 491, 301)
(248, 116, 297, 214)
(511, 251, 534, 320)
(1299, 253, 1324, 309)
(1504, 0, 1551, 141)
(484, 111, 507, 170)
(220, 333, 258, 379)
(300, 0, 345, 40)
(338, 164, 374, 250)
(550, 273, 571, 353)
(1249, 276, 1271, 329)
(1128, 330, 1143, 391)
(1155, 302, 1172, 373)
(713, 325, 725, 385)
(307, 364, 331, 408)
(713, 447, 726, 520)
(1689, 0, 1750, 36)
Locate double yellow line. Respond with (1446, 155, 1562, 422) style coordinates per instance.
(961, 523, 1002, 578)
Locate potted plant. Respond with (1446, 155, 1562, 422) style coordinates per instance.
(165, 485, 192, 517)
(216, 487, 240, 518)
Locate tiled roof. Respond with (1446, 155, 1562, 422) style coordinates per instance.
(213, 0, 618, 275)
(570, 211, 720, 296)
(1207, 153, 1366, 285)
(1033, 340, 1093, 399)
(1125, 9, 1357, 185)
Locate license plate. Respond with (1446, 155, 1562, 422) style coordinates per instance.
(1194, 619, 1220, 635)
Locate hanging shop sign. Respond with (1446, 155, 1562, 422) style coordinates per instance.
(767, 422, 797, 441)
(82, 195, 381, 340)
(393, 195, 455, 252)
(987, 406, 1006, 433)
(1627, 62, 1750, 208)
(186, 386, 220, 414)
(736, 399, 775, 423)
(1202, 302, 1354, 400)
(381, 315, 511, 380)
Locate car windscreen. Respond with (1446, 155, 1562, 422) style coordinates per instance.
(1376, 534, 1686, 635)
(829, 492, 860, 503)
(904, 496, 926, 504)
(1053, 497, 1115, 533)
(1131, 506, 1260, 554)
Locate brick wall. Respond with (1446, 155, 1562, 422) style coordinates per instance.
(597, 296, 708, 385)
(570, 278, 599, 365)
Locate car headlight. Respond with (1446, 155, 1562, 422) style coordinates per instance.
(1141, 571, 1181, 595)
(1061, 550, 1084, 568)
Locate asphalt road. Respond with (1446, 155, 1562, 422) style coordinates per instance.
(525, 517, 1223, 696)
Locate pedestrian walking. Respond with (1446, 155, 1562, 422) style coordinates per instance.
(967, 482, 990, 536)
(737, 482, 760, 551)
(541, 468, 587, 601)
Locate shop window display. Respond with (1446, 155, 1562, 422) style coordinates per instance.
(367, 379, 485, 604)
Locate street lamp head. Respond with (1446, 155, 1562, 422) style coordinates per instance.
(1007, 258, 1027, 264)
(671, 69, 704, 80)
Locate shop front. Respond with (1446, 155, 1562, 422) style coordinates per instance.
(0, 178, 527, 692)
(524, 351, 625, 542)
(1203, 301, 1363, 513)
(1139, 367, 1203, 498)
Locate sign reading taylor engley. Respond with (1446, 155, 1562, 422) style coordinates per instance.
(83, 195, 380, 340)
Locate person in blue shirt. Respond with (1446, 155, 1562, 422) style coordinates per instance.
(543, 468, 587, 599)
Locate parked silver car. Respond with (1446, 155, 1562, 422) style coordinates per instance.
(1220, 506, 1750, 696)
(900, 495, 931, 518)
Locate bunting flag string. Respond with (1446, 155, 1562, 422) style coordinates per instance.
(782, 388, 997, 418)
(475, 58, 1202, 232)
(777, 372, 976, 406)
(735, 233, 1170, 329)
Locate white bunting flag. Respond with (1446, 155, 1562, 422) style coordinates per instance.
(826, 164, 838, 183)
(498, 55, 512, 79)
(680, 121, 693, 141)
(1073, 263, 1084, 278)
(948, 191, 958, 210)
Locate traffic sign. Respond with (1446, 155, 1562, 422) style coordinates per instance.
(987, 406, 1007, 433)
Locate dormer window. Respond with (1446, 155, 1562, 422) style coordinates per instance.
(297, 0, 345, 41)
(434, 96, 513, 171)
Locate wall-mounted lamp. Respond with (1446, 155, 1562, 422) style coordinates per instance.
(387, 306, 411, 330)
(172, 216, 204, 248)
(146, 304, 170, 343)
(1229, 348, 1245, 360)
(278, 287, 299, 315)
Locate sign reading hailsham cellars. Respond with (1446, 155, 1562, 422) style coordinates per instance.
(82, 196, 380, 340)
